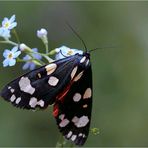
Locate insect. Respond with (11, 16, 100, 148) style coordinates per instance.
(0, 25, 94, 146)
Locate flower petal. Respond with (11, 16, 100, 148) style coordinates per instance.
(11, 46, 18, 53)
(8, 59, 16, 66)
(55, 46, 83, 60)
(31, 48, 42, 60)
(2, 18, 8, 26)
(72, 48, 83, 55)
(9, 15, 15, 23)
(29, 63, 36, 70)
(55, 53, 65, 60)
(13, 51, 21, 58)
(0, 28, 11, 38)
(3, 59, 10, 67)
(32, 48, 38, 52)
(23, 55, 31, 60)
(22, 62, 30, 70)
(9, 22, 17, 29)
(3, 49, 10, 58)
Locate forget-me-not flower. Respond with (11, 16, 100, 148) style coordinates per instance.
(55, 46, 83, 60)
(2, 15, 17, 30)
(3, 46, 21, 67)
(22, 48, 42, 70)
(0, 27, 11, 39)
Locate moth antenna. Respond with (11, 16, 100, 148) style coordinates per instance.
(59, 50, 68, 58)
(66, 22, 88, 52)
(89, 46, 117, 53)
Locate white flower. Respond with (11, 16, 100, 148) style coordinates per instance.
(2, 15, 17, 30)
(37, 28, 48, 38)
(0, 27, 11, 39)
(55, 46, 83, 60)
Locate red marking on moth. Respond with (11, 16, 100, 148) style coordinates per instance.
(53, 104, 59, 117)
(56, 81, 73, 102)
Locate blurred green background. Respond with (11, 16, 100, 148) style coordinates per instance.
(0, 1, 148, 147)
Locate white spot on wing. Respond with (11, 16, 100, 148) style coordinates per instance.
(71, 135, 77, 141)
(83, 88, 92, 99)
(74, 115, 89, 128)
(45, 63, 57, 75)
(8, 86, 11, 89)
(29, 98, 44, 108)
(73, 71, 84, 82)
(48, 76, 59, 86)
(73, 93, 81, 102)
(37, 73, 41, 78)
(83, 134, 86, 138)
(83, 104, 88, 108)
(10, 94, 16, 102)
(86, 59, 90, 66)
(80, 56, 86, 63)
(37, 100, 44, 107)
(72, 116, 79, 123)
(67, 131, 72, 138)
(10, 88, 15, 93)
(71, 66, 78, 79)
(59, 119, 70, 127)
(15, 97, 21, 104)
(19, 77, 35, 95)
(78, 133, 83, 137)
(59, 114, 65, 120)
(29, 97, 37, 108)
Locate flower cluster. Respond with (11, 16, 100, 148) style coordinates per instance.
(0, 15, 83, 71)
(0, 14, 98, 147)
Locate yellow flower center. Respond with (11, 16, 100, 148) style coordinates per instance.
(67, 50, 74, 55)
(8, 53, 13, 59)
(4, 22, 10, 28)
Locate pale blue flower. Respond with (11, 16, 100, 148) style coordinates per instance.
(3, 46, 21, 67)
(0, 27, 11, 39)
(22, 48, 42, 70)
(2, 15, 17, 30)
(37, 28, 48, 38)
(55, 46, 83, 60)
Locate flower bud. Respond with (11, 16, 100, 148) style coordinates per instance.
(37, 28, 47, 38)
(19, 43, 32, 52)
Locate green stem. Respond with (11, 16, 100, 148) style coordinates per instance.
(0, 40, 18, 46)
(45, 42, 48, 54)
(29, 50, 53, 63)
(17, 58, 44, 66)
(12, 29, 20, 44)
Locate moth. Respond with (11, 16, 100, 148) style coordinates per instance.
(0, 21, 96, 146)
(0, 50, 92, 146)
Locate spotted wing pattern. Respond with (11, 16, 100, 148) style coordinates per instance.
(0, 52, 92, 146)
(0, 55, 80, 110)
(53, 61, 92, 146)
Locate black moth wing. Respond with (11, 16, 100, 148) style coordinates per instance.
(0, 55, 81, 110)
(53, 53, 92, 146)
